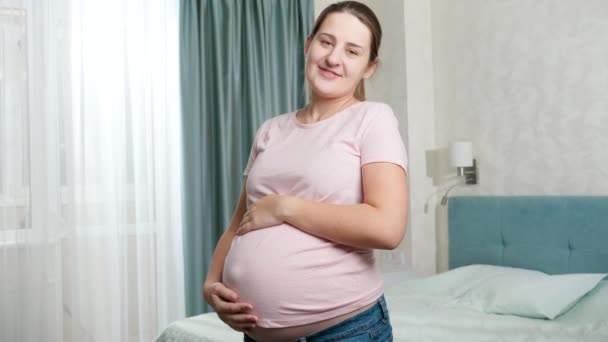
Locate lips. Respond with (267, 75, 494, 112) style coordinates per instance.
(318, 66, 341, 79)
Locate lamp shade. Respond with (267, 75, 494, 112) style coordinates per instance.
(449, 141, 473, 167)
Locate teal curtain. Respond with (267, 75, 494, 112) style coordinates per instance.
(180, 0, 314, 316)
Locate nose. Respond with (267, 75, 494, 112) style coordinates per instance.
(325, 47, 341, 67)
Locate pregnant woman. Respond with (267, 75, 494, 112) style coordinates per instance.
(202, 2, 408, 341)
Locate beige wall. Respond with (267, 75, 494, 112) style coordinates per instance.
(433, 0, 608, 195)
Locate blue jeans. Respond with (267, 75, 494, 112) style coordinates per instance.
(244, 295, 393, 342)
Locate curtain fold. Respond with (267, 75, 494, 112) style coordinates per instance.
(180, 0, 313, 315)
(0, 0, 185, 341)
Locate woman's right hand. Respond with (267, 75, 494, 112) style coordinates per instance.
(203, 282, 258, 332)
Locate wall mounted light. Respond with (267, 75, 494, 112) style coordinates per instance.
(449, 141, 477, 185)
(440, 141, 479, 206)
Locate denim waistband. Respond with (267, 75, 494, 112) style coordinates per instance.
(302, 295, 389, 341)
(244, 295, 390, 342)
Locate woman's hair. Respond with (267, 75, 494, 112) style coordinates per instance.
(309, 1, 382, 101)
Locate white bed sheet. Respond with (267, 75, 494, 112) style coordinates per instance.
(155, 313, 241, 342)
(156, 277, 608, 342)
(386, 280, 608, 342)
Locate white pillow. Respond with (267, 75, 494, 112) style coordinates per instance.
(457, 265, 606, 319)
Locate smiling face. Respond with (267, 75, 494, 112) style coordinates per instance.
(305, 12, 377, 100)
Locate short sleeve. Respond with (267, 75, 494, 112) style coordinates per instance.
(243, 121, 267, 176)
(359, 105, 408, 172)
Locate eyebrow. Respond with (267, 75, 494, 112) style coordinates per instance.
(318, 33, 364, 50)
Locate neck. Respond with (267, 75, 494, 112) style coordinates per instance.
(301, 94, 360, 123)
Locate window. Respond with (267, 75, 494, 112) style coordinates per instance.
(0, 7, 30, 232)
(1, 6, 159, 238)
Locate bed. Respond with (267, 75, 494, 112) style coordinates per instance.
(157, 196, 608, 342)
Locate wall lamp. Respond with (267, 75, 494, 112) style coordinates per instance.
(449, 141, 478, 185)
(440, 141, 478, 206)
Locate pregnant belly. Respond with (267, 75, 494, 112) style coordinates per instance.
(222, 224, 382, 329)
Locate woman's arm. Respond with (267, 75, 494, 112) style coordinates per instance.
(204, 181, 248, 285)
(281, 162, 407, 250)
(237, 162, 407, 249)
(203, 180, 258, 330)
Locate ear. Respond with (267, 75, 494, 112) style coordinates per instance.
(304, 36, 312, 56)
(362, 58, 379, 80)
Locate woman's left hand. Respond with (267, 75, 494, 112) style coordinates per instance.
(236, 194, 288, 235)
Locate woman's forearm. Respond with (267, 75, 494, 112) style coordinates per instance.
(280, 197, 406, 250)
(205, 182, 248, 285)
(204, 229, 236, 285)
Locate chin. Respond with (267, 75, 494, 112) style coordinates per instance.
(309, 82, 351, 99)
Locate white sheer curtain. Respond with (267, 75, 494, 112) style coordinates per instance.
(0, 0, 185, 341)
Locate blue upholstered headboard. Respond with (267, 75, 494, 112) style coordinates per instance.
(448, 196, 608, 274)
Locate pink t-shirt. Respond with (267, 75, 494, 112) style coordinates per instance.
(222, 101, 408, 328)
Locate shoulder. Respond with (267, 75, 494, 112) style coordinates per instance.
(354, 101, 399, 128)
(360, 101, 394, 113)
(257, 111, 295, 132)
(252, 110, 296, 146)
(351, 102, 396, 120)
(363, 101, 396, 116)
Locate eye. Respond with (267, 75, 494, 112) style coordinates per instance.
(347, 50, 359, 56)
(320, 40, 333, 47)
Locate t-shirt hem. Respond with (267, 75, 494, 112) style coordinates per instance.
(361, 159, 407, 173)
(254, 287, 385, 328)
